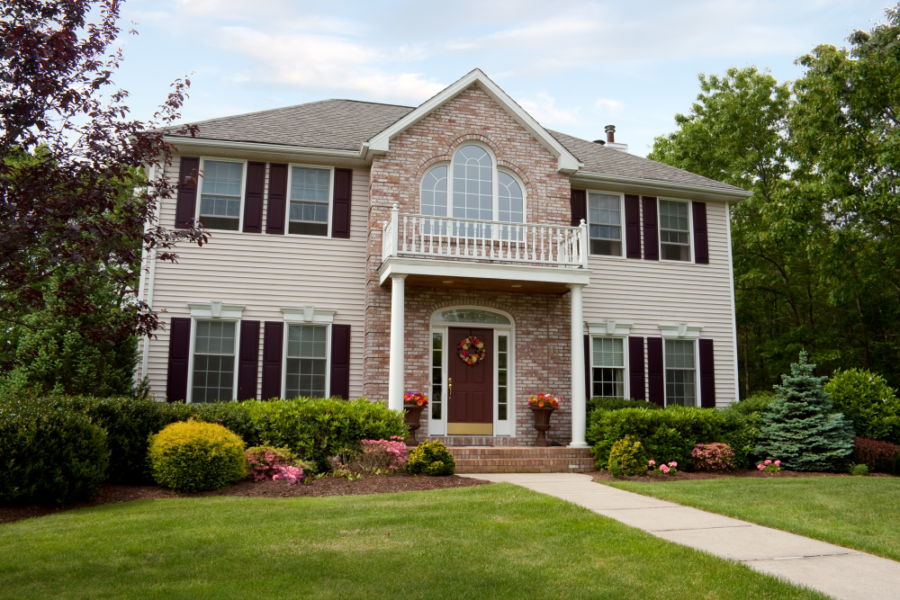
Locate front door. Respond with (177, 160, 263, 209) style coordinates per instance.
(447, 327, 493, 435)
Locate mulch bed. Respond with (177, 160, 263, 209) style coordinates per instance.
(589, 469, 894, 483)
(0, 473, 491, 525)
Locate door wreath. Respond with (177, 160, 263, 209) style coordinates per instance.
(457, 336, 486, 366)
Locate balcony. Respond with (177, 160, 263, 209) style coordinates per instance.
(378, 205, 591, 294)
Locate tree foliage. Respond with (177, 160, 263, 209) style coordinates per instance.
(0, 0, 206, 352)
(649, 6, 900, 392)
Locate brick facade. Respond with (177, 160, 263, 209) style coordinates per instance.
(365, 84, 576, 444)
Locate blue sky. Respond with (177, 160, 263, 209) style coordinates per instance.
(113, 0, 889, 157)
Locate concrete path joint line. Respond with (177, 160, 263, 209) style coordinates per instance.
(465, 472, 900, 600)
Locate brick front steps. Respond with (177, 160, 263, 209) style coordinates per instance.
(448, 447, 595, 474)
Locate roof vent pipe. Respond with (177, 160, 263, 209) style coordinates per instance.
(605, 125, 616, 144)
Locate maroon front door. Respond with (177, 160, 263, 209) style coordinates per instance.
(447, 327, 493, 435)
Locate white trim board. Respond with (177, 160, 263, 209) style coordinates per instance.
(367, 69, 582, 174)
(379, 257, 591, 287)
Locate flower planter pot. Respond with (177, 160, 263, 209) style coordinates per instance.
(530, 406, 555, 447)
(404, 404, 426, 446)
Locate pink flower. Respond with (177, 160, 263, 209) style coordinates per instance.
(757, 464, 765, 471)
(648, 460, 656, 466)
(660, 465, 670, 473)
(774, 460, 781, 466)
(764, 459, 772, 465)
(669, 462, 677, 467)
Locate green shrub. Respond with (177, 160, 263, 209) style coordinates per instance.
(588, 397, 661, 414)
(589, 406, 725, 470)
(608, 435, 648, 477)
(825, 369, 900, 443)
(755, 352, 855, 472)
(0, 396, 109, 505)
(849, 464, 869, 477)
(148, 420, 247, 492)
(719, 403, 766, 469)
(241, 397, 405, 471)
(406, 440, 455, 476)
(731, 392, 777, 416)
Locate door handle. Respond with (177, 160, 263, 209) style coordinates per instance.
(448, 377, 452, 400)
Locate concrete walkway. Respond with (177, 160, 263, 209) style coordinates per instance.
(467, 473, 900, 600)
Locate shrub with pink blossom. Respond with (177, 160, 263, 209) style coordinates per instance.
(691, 442, 736, 472)
(246, 446, 309, 484)
(352, 437, 408, 473)
(757, 459, 782, 473)
(648, 460, 679, 476)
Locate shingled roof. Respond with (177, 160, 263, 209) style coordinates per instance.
(165, 99, 743, 194)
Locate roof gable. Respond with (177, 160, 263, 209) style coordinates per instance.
(366, 69, 582, 173)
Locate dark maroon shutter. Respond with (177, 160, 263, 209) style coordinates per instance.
(242, 162, 265, 233)
(165, 317, 192, 402)
(237, 320, 260, 401)
(570, 189, 587, 227)
(642, 197, 659, 261)
(699, 339, 716, 408)
(331, 168, 352, 239)
(330, 324, 351, 399)
(261, 321, 283, 399)
(175, 157, 200, 229)
(266, 163, 288, 235)
(625, 194, 641, 259)
(647, 337, 664, 406)
(692, 201, 709, 264)
(628, 336, 646, 401)
(584, 334, 591, 400)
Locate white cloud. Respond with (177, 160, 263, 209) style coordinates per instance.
(519, 93, 581, 126)
(594, 98, 623, 117)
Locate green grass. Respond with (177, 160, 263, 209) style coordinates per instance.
(608, 477, 900, 562)
(0, 484, 827, 600)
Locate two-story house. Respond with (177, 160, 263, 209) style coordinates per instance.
(137, 69, 750, 449)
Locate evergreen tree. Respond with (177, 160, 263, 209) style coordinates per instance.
(755, 352, 855, 471)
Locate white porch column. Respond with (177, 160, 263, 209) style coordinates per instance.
(388, 274, 407, 412)
(568, 283, 588, 447)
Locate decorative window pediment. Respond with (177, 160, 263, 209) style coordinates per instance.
(587, 320, 633, 336)
(188, 302, 245, 320)
(659, 323, 703, 340)
(281, 306, 335, 324)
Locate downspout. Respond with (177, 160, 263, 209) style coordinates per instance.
(726, 203, 740, 401)
(139, 163, 160, 382)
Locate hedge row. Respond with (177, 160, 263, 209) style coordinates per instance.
(0, 395, 406, 503)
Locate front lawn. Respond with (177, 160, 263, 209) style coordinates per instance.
(608, 476, 900, 562)
(0, 484, 826, 600)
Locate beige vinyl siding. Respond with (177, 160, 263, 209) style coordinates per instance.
(141, 156, 368, 401)
(583, 200, 738, 406)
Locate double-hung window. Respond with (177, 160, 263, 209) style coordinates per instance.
(289, 167, 331, 236)
(192, 321, 236, 403)
(285, 324, 328, 398)
(659, 199, 692, 261)
(665, 339, 696, 406)
(199, 160, 244, 231)
(592, 337, 626, 398)
(588, 192, 623, 257)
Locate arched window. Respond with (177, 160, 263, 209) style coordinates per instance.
(420, 143, 527, 231)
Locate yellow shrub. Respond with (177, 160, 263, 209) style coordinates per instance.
(148, 420, 247, 492)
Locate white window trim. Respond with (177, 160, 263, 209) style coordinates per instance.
(421, 143, 527, 224)
(281, 321, 332, 399)
(281, 306, 336, 324)
(428, 305, 516, 437)
(589, 327, 631, 400)
(657, 197, 694, 263)
(586, 190, 626, 259)
(659, 323, 703, 340)
(661, 337, 700, 408)
(284, 163, 335, 239)
(195, 157, 248, 233)
(185, 304, 245, 404)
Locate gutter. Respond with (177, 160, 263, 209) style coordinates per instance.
(163, 136, 365, 160)
(570, 171, 752, 202)
(138, 163, 159, 382)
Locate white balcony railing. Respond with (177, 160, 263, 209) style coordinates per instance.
(381, 204, 589, 268)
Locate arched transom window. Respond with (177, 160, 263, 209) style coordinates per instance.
(420, 143, 525, 226)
